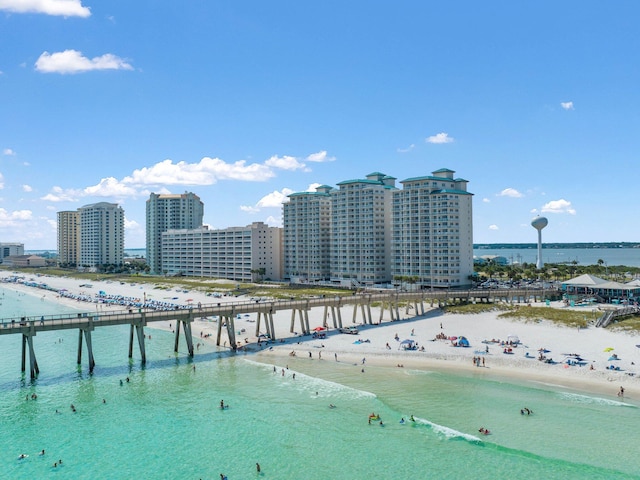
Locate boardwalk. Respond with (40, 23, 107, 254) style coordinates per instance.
(1, 288, 557, 379)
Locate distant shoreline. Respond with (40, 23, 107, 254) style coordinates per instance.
(474, 242, 640, 249)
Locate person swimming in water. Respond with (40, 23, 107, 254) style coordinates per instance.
(410, 415, 415, 422)
(18, 453, 28, 460)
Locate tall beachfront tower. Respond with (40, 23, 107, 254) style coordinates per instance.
(146, 192, 204, 275)
(531, 216, 548, 269)
(57, 210, 80, 267)
(282, 185, 333, 283)
(331, 172, 396, 287)
(78, 202, 125, 268)
(391, 169, 474, 289)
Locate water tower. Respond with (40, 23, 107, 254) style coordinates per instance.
(531, 216, 548, 269)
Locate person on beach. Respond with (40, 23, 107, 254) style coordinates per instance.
(618, 386, 625, 397)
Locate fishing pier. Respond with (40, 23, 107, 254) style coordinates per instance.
(0, 287, 557, 379)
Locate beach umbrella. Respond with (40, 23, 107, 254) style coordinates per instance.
(312, 326, 326, 331)
(604, 347, 614, 352)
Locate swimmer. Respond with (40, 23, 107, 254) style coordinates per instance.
(18, 453, 28, 460)
(39, 449, 45, 456)
(399, 417, 405, 424)
(410, 415, 415, 422)
(329, 404, 336, 409)
(256, 462, 261, 473)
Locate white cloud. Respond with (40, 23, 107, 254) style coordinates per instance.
(489, 224, 499, 230)
(498, 188, 523, 198)
(541, 199, 576, 215)
(0, 208, 32, 227)
(305, 151, 335, 162)
(265, 155, 307, 171)
(0, 172, 4, 189)
(264, 215, 282, 227)
(560, 101, 574, 110)
(3, 148, 15, 156)
(40, 185, 79, 202)
(397, 144, 415, 153)
(123, 157, 274, 185)
(482, 198, 490, 203)
(240, 205, 260, 214)
(83, 177, 139, 197)
(22, 184, 33, 192)
(257, 188, 295, 208)
(35, 49, 133, 74)
(426, 132, 454, 144)
(0, 0, 90, 17)
(124, 218, 140, 230)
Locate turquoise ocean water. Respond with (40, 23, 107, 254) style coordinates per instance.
(1, 286, 639, 480)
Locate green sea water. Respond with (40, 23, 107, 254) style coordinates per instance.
(0, 285, 638, 480)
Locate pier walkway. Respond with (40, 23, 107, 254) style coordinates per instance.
(0, 287, 557, 379)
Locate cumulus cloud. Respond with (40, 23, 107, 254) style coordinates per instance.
(482, 198, 490, 203)
(0, 0, 90, 17)
(124, 157, 274, 185)
(498, 188, 523, 198)
(35, 49, 133, 74)
(0, 173, 4, 189)
(264, 215, 282, 227)
(3, 148, 15, 156)
(560, 101, 574, 110)
(83, 177, 139, 197)
(240, 205, 260, 214)
(397, 144, 415, 153)
(426, 132, 454, 144)
(265, 155, 307, 171)
(124, 218, 140, 230)
(41, 185, 79, 202)
(22, 184, 33, 192)
(42, 152, 329, 205)
(0, 208, 32, 226)
(541, 199, 576, 215)
(256, 188, 295, 208)
(305, 151, 335, 162)
(489, 224, 499, 230)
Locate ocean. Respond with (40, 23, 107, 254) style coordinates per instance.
(1, 286, 639, 479)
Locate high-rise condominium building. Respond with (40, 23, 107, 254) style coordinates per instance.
(57, 211, 80, 266)
(146, 192, 204, 274)
(282, 185, 332, 283)
(391, 168, 473, 289)
(331, 173, 396, 286)
(78, 202, 124, 268)
(161, 222, 282, 281)
(283, 169, 473, 289)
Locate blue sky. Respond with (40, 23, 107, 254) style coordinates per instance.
(1, 1, 639, 250)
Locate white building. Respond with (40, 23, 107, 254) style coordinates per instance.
(330, 172, 396, 286)
(282, 168, 474, 289)
(161, 222, 282, 281)
(282, 185, 333, 283)
(391, 169, 474, 289)
(0, 242, 24, 263)
(78, 202, 125, 269)
(57, 210, 80, 267)
(146, 192, 204, 274)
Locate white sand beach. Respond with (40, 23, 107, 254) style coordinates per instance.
(3, 271, 639, 398)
